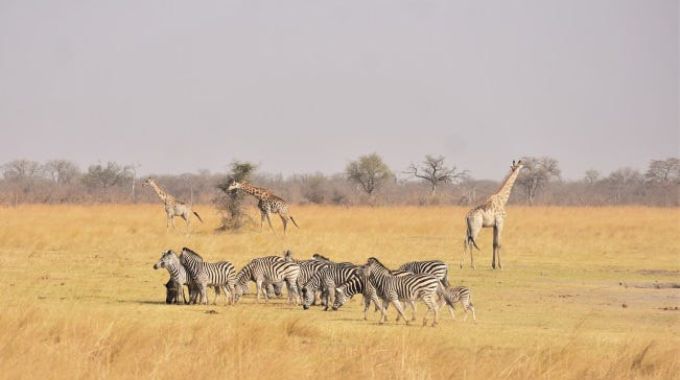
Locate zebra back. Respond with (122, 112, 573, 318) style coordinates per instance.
(398, 260, 449, 287)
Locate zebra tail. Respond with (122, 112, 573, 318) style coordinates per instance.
(193, 211, 204, 223)
(442, 266, 451, 288)
(437, 283, 453, 307)
(290, 216, 300, 228)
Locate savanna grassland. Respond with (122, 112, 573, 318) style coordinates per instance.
(0, 205, 678, 379)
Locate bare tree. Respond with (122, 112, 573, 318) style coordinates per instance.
(406, 155, 467, 196)
(216, 161, 257, 231)
(645, 158, 680, 185)
(43, 160, 80, 184)
(606, 167, 643, 203)
(2, 159, 42, 181)
(516, 156, 561, 205)
(300, 173, 327, 204)
(346, 153, 393, 198)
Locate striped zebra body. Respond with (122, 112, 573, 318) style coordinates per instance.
(301, 263, 357, 310)
(154, 250, 195, 304)
(179, 248, 237, 305)
(398, 260, 450, 287)
(235, 257, 300, 304)
(333, 269, 411, 319)
(359, 257, 440, 326)
(439, 286, 476, 321)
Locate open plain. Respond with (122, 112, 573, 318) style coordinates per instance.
(0, 205, 678, 379)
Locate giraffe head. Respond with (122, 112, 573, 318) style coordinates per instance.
(142, 177, 155, 188)
(511, 160, 524, 172)
(227, 180, 242, 191)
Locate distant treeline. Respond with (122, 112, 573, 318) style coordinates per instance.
(0, 156, 678, 207)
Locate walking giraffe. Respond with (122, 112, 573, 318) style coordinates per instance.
(143, 178, 203, 232)
(462, 160, 524, 270)
(227, 181, 299, 234)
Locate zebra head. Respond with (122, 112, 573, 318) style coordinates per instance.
(332, 286, 349, 310)
(300, 286, 314, 310)
(153, 250, 176, 270)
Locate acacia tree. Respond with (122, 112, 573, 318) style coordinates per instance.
(516, 156, 561, 205)
(81, 162, 133, 190)
(406, 155, 467, 196)
(346, 153, 393, 199)
(216, 161, 256, 231)
(645, 158, 680, 185)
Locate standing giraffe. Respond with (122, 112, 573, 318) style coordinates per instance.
(462, 160, 524, 270)
(227, 181, 299, 234)
(143, 178, 203, 232)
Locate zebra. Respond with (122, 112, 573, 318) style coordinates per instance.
(301, 262, 357, 310)
(153, 250, 197, 304)
(439, 286, 476, 321)
(234, 257, 300, 304)
(358, 257, 441, 326)
(332, 269, 412, 319)
(179, 247, 237, 305)
(398, 260, 450, 287)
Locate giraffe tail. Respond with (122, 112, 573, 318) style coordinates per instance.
(290, 216, 300, 229)
(466, 221, 480, 250)
(193, 211, 204, 223)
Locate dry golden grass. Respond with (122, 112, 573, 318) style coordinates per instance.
(0, 204, 678, 379)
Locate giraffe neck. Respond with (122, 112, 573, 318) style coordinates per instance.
(149, 181, 173, 204)
(238, 183, 268, 200)
(490, 168, 522, 208)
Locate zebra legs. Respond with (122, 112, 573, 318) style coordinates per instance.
(390, 300, 409, 325)
(422, 295, 439, 327)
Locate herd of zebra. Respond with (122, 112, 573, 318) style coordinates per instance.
(154, 248, 475, 326)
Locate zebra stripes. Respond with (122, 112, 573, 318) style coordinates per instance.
(180, 247, 237, 305)
(439, 286, 476, 321)
(398, 260, 450, 287)
(332, 269, 412, 319)
(154, 250, 194, 304)
(359, 257, 441, 326)
(301, 262, 357, 310)
(235, 256, 300, 304)
(153, 248, 470, 327)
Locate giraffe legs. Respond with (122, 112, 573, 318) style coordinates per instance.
(492, 219, 504, 270)
(280, 214, 288, 235)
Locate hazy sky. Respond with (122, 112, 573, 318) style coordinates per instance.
(1, 0, 677, 180)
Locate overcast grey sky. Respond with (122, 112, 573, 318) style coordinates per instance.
(0, 0, 677, 180)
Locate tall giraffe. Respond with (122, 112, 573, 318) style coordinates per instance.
(143, 178, 203, 232)
(461, 160, 524, 270)
(227, 181, 299, 234)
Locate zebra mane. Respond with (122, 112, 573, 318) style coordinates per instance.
(181, 247, 203, 260)
(367, 257, 393, 272)
(312, 253, 331, 261)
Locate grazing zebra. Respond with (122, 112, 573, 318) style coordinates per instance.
(234, 257, 300, 304)
(179, 247, 237, 305)
(439, 286, 476, 321)
(301, 262, 357, 310)
(359, 257, 440, 326)
(332, 269, 411, 319)
(154, 250, 196, 304)
(398, 260, 450, 287)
